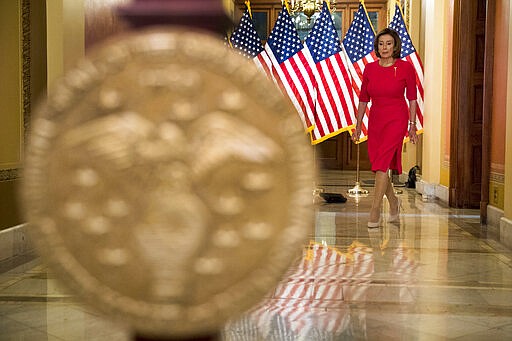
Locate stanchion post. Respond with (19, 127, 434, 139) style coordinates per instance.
(312, 145, 324, 201)
(347, 142, 369, 196)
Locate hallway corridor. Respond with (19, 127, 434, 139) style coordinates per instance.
(1, 171, 512, 340)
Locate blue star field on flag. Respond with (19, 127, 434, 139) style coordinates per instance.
(342, 4, 375, 64)
(305, 2, 341, 64)
(266, 6, 303, 64)
(230, 9, 264, 58)
(389, 4, 416, 58)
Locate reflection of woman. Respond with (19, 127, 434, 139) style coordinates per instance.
(352, 28, 418, 228)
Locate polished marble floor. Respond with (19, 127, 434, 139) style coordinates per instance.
(1, 171, 512, 340)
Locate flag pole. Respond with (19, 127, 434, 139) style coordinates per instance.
(347, 141, 369, 195)
(312, 145, 324, 202)
(245, 0, 252, 18)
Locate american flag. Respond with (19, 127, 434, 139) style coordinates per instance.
(230, 8, 273, 79)
(341, 3, 378, 142)
(265, 5, 317, 133)
(304, 1, 357, 144)
(389, 3, 425, 137)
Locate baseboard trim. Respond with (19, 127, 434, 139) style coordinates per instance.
(435, 184, 449, 203)
(415, 180, 449, 203)
(487, 205, 504, 229)
(500, 217, 512, 250)
(0, 224, 32, 262)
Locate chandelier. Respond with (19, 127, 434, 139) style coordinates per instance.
(287, 0, 337, 21)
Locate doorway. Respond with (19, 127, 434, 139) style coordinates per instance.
(450, 0, 494, 211)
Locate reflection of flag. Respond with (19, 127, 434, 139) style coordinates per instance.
(304, 2, 357, 144)
(392, 242, 419, 276)
(230, 9, 272, 79)
(265, 6, 316, 133)
(341, 3, 378, 142)
(239, 241, 374, 338)
(389, 3, 424, 136)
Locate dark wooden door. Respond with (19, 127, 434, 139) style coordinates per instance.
(316, 134, 371, 170)
(450, 0, 488, 208)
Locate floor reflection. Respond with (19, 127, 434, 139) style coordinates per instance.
(1, 171, 512, 340)
(225, 241, 373, 340)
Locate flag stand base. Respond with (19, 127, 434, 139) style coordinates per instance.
(347, 182, 369, 195)
(347, 143, 369, 197)
(313, 188, 324, 203)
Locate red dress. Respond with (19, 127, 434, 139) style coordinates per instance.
(359, 59, 417, 174)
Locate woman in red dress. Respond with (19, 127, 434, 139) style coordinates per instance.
(352, 28, 418, 228)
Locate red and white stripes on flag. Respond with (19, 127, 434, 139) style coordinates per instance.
(389, 2, 425, 137)
(254, 50, 273, 80)
(341, 3, 379, 143)
(304, 1, 357, 144)
(265, 5, 317, 134)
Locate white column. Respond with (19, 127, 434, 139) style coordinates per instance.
(417, 0, 446, 200)
(46, 0, 85, 93)
(45, 1, 87, 338)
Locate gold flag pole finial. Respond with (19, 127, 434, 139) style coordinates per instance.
(326, 0, 331, 11)
(245, 0, 252, 18)
(284, 0, 291, 13)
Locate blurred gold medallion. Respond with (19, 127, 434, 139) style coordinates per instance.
(22, 28, 313, 336)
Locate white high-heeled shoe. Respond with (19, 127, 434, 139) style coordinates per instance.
(388, 198, 402, 223)
(367, 218, 381, 228)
